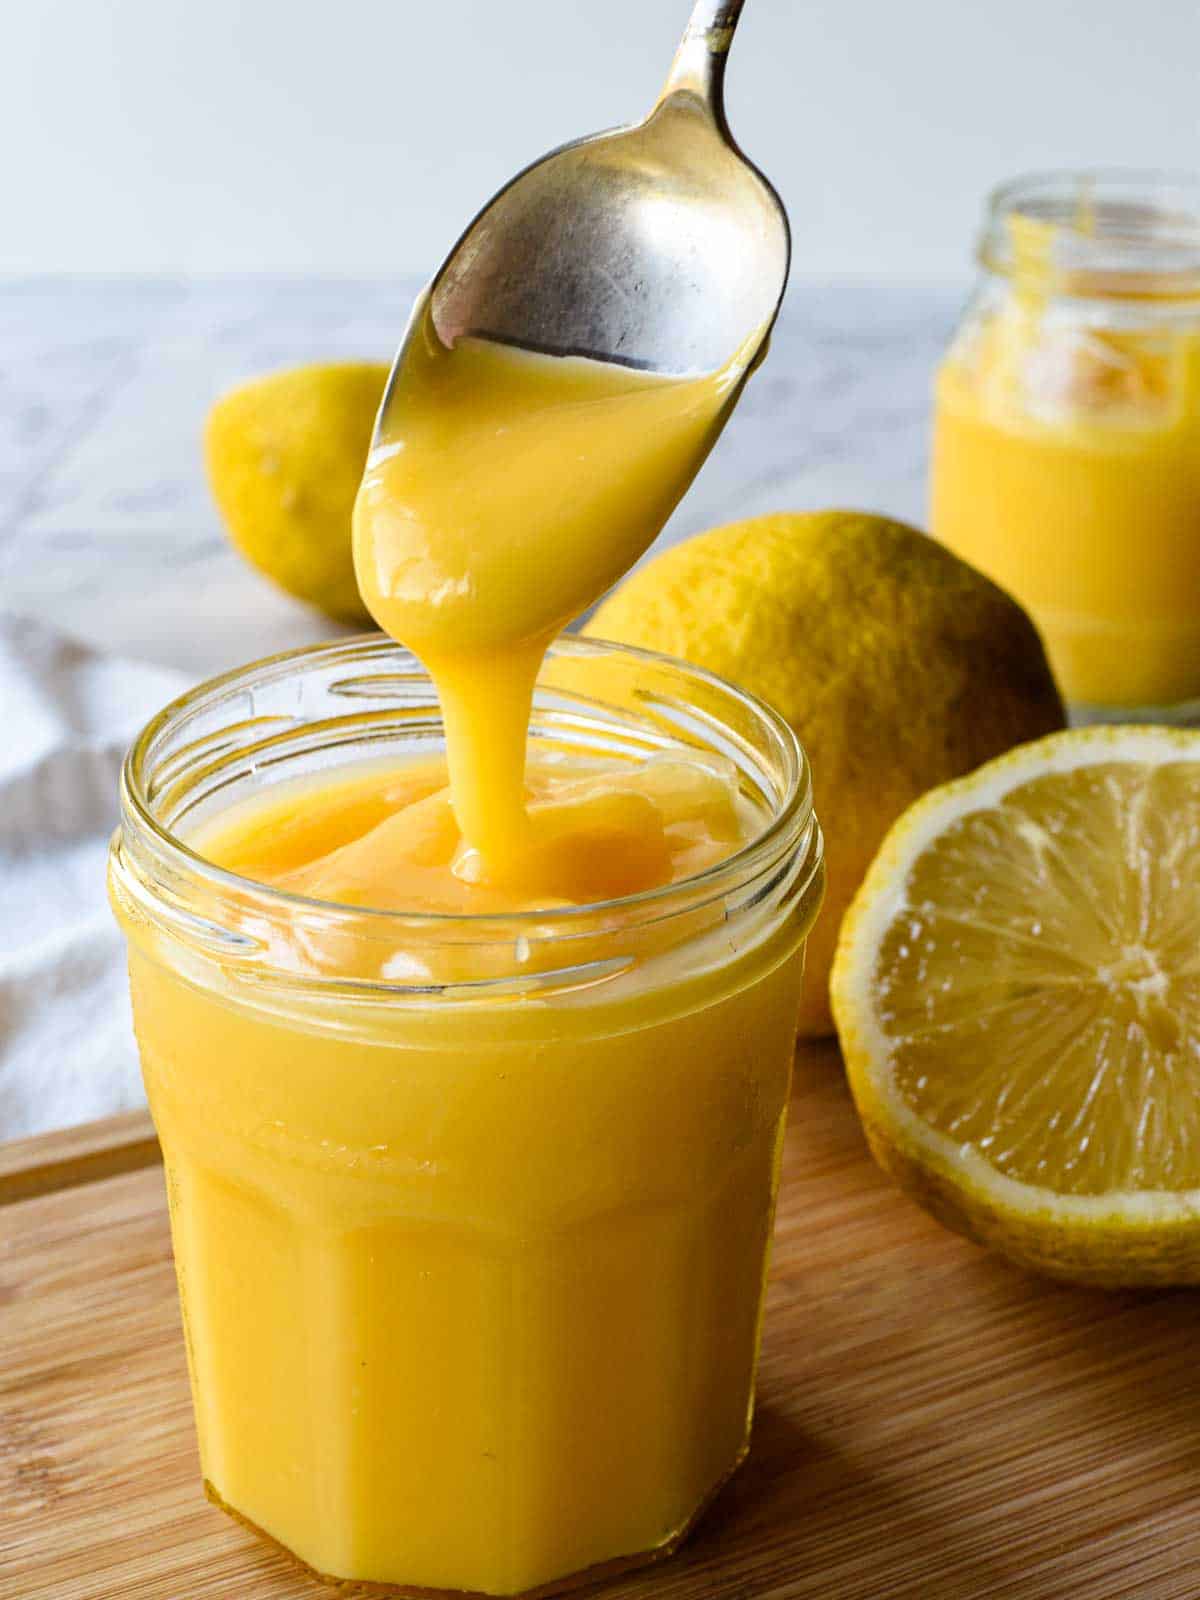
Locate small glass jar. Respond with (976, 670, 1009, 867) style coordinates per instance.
(930, 169, 1200, 720)
(108, 634, 823, 1598)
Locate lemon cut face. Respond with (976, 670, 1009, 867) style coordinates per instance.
(832, 727, 1200, 1286)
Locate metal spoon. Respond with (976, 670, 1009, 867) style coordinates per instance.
(379, 0, 789, 408)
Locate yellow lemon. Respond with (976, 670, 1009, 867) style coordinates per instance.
(205, 362, 388, 624)
(587, 510, 1064, 1034)
(832, 726, 1200, 1286)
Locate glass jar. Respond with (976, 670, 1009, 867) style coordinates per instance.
(107, 634, 824, 1598)
(930, 169, 1200, 719)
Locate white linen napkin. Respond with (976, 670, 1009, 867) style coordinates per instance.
(0, 613, 189, 1140)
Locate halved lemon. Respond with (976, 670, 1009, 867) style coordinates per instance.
(831, 726, 1200, 1286)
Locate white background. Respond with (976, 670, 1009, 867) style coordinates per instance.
(4, 0, 1196, 281)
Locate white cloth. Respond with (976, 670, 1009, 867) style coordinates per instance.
(0, 613, 189, 1139)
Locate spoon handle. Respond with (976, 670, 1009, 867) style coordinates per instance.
(658, 0, 747, 121)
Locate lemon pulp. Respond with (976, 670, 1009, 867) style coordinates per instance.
(833, 727, 1200, 1284)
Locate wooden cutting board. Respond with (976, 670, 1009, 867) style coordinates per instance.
(4, 1043, 1200, 1600)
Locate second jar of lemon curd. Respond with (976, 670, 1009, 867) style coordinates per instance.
(108, 634, 824, 1599)
(931, 170, 1200, 719)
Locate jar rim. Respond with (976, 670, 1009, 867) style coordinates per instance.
(979, 168, 1200, 294)
(114, 632, 817, 943)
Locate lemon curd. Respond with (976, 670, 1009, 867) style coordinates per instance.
(353, 295, 754, 878)
(931, 173, 1200, 714)
(110, 286, 823, 1594)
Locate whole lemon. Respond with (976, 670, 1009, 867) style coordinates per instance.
(205, 362, 389, 624)
(586, 510, 1065, 1036)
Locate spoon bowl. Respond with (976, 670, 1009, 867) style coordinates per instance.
(385, 0, 788, 393)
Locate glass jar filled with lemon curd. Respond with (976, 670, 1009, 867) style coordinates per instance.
(108, 633, 823, 1598)
(931, 170, 1200, 719)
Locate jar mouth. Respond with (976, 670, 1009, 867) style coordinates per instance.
(980, 168, 1200, 298)
(112, 633, 818, 953)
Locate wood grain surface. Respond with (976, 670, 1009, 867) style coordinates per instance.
(0, 1110, 159, 1207)
(4, 1043, 1200, 1600)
